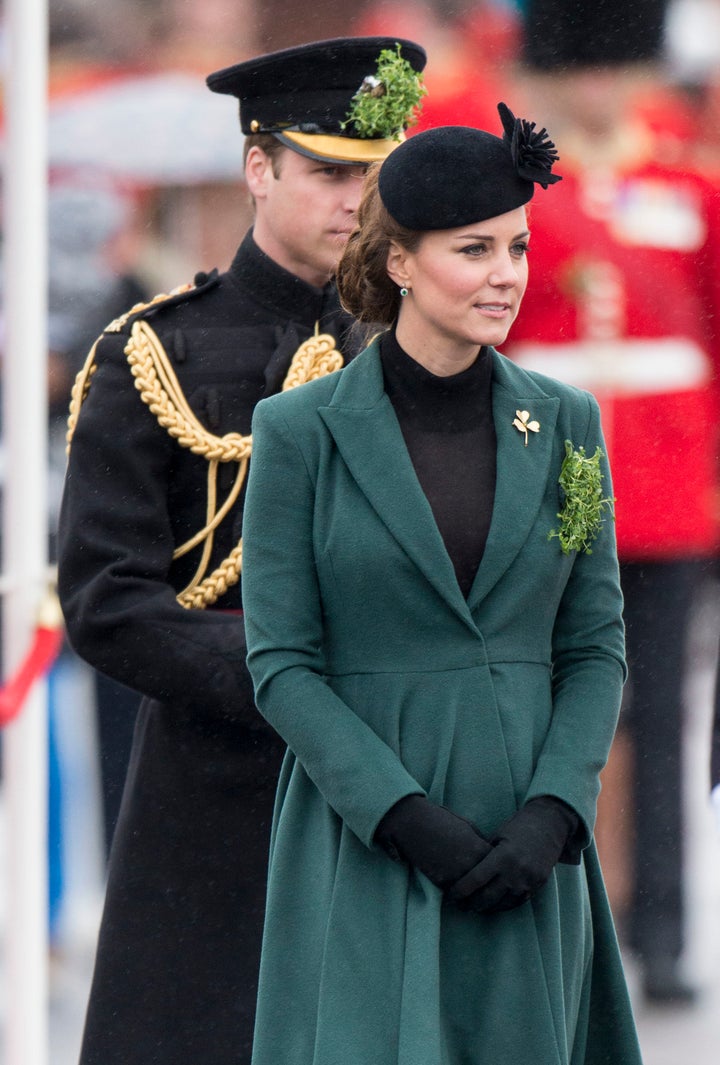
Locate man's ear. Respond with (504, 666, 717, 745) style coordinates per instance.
(386, 240, 411, 289)
(245, 146, 273, 201)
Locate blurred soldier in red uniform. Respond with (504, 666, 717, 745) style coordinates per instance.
(504, 0, 720, 1006)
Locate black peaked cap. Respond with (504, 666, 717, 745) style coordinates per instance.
(206, 36, 427, 137)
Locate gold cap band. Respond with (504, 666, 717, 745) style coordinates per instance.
(277, 129, 405, 164)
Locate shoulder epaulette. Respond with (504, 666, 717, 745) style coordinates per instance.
(103, 268, 221, 336)
(66, 269, 220, 450)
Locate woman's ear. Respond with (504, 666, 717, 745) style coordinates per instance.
(386, 241, 411, 289)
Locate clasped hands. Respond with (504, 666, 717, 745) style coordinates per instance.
(375, 793, 579, 914)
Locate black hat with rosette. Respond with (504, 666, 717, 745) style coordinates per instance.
(377, 103, 561, 231)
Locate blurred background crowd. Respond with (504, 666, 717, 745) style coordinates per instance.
(1, 0, 720, 1061)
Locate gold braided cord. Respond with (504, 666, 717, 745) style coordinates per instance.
(173, 330, 342, 608)
(282, 332, 344, 390)
(122, 317, 252, 607)
(66, 337, 101, 451)
(174, 456, 249, 561)
(63, 285, 343, 609)
(178, 459, 219, 599)
(65, 284, 195, 453)
(64, 293, 343, 609)
(177, 541, 243, 610)
(127, 320, 254, 463)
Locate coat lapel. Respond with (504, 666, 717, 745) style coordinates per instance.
(320, 343, 561, 624)
(467, 352, 560, 609)
(319, 344, 476, 630)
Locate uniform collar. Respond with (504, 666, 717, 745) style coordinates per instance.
(228, 229, 335, 327)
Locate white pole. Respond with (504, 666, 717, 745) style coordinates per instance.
(2, 0, 49, 1062)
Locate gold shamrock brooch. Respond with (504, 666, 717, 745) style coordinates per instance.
(513, 409, 540, 446)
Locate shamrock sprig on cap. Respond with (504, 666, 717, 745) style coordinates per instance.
(343, 43, 427, 141)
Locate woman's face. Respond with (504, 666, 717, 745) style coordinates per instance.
(389, 206, 530, 374)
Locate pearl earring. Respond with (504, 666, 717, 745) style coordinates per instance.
(399, 287, 409, 297)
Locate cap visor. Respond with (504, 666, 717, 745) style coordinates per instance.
(277, 130, 405, 164)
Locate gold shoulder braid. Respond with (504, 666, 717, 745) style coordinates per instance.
(66, 287, 343, 609)
(66, 284, 195, 449)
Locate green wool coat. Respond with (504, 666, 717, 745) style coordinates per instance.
(242, 340, 643, 1065)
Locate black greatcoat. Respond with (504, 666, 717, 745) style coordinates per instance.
(57, 231, 357, 1065)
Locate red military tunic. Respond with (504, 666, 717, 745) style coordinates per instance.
(505, 140, 720, 560)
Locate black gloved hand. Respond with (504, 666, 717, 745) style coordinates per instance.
(449, 796, 580, 914)
(375, 794, 492, 889)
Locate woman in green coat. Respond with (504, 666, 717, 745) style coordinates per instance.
(241, 109, 643, 1065)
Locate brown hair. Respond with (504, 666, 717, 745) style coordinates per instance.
(336, 164, 422, 327)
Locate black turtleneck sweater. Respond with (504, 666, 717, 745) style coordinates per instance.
(380, 329, 497, 599)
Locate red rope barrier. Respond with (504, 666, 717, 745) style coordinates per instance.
(0, 593, 64, 726)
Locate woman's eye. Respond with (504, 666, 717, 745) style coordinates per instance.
(512, 242, 529, 256)
(462, 244, 487, 256)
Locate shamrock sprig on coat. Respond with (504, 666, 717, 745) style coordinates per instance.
(549, 440, 615, 555)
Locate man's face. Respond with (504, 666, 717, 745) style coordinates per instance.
(247, 145, 367, 288)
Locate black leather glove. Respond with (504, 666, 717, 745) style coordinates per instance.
(449, 796, 580, 914)
(375, 794, 493, 889)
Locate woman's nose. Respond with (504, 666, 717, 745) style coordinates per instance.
(489, 254, 519, 286)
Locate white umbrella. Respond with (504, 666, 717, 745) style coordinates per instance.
(46, 71, 245, 185)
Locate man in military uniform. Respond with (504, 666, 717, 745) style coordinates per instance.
(58, 36, 426, 1065)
